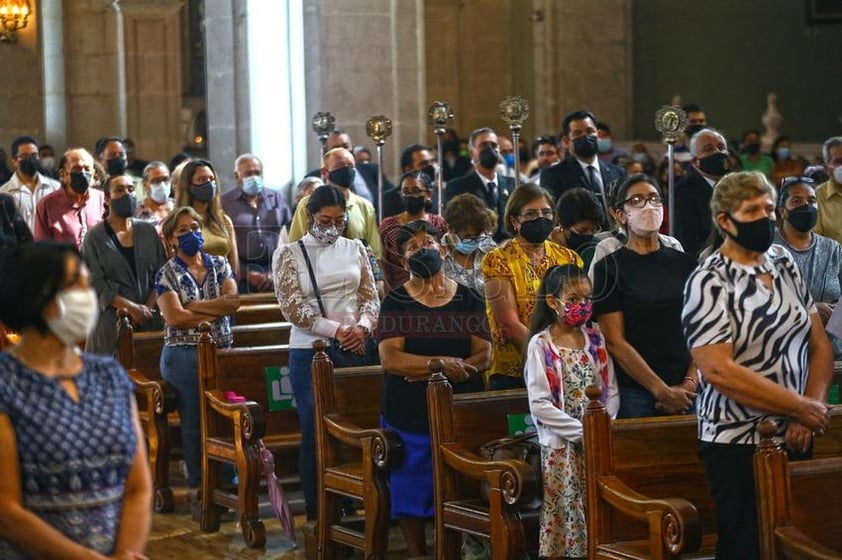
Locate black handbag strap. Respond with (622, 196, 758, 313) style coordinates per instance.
(297, 240, 327, 318)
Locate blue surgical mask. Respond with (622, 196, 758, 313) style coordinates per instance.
(455, 239, 480, 255)
(597, 138, 613, 154)
(777, 147, 791, 160)
(149, 182, 170, 204)
(242, 175, 264, 197)
(503, 153, 516, 168)
(177, 230, 204, 256)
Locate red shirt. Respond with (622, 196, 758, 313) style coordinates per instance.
(34, 187, 105, 249)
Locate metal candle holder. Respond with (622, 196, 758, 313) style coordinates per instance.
(654, 105, 687, 237)
(311, 111, 336, 155)
(499, 96, 530, 189)
(427, 101, 455, 215)
(365, 115, 393, 222)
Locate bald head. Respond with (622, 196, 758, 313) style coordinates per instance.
(321, 147, 356, 189)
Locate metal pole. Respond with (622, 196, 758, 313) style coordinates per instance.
(667, 143, 675, 237)
(376, 144, 384, 223)
(365, 115, 393, 223)
(427, 102, 454, 215)
(654, 105, 687, 239)
(511, 126, 522, 190)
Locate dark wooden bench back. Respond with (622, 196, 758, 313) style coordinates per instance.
(330, 364, 385, 427)
(235, 303, 284, 325)
(239, 292, 279, 306)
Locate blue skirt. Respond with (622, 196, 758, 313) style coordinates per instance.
(381, 417, 435, 519)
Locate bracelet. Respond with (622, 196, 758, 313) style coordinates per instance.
(683, 376, 699, 388)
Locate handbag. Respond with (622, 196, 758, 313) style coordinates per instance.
(479, 432, 543, 501)
(298, 240, 379, 368)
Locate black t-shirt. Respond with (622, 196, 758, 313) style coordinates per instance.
(592, 245, 698, 389)
(377, 283, 490, 433)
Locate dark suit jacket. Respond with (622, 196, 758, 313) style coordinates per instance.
(539, 156, 625, 229)
(444, 171, 515, 242)
(305, 163, 394, 215)
(673, 168, 714, 257)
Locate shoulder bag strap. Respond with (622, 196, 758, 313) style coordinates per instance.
(297, 240, 327, 317)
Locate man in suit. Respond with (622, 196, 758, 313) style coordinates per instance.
(673, 127, 731, 257)
(381, 143, 438, 218)
(305, 130, 394, 214)
(540, 110, 625, 230)
(444, 127, 514, 242)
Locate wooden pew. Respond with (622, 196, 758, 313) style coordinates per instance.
(239, 292, 279, 306)
(235, 303, 284, 325)
(116, 310, 292, 512)
(755, 420, 842, 559)
(583, 386, 716, 560)
(196, 323, 299, 548)
(426, 365, 541, 560)
(311, 341, 402, 559)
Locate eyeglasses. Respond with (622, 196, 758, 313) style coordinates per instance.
(519, 208, 554, 221)
(455, 232, 489, 244)
(401, 189, 429, 198)
(621, 194, 663, 209)
(779, 176, 816, 189)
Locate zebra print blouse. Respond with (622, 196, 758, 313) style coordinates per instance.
(682, 244, 816, 444)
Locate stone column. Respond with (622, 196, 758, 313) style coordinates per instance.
(120, 0, 183, 162)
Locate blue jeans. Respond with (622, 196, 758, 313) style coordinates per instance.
(289, 347, 317, 516)
(161, 345, 202, 488)
(618, 383, 697, 418)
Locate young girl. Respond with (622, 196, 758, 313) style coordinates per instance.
(523, 264, 619, 559)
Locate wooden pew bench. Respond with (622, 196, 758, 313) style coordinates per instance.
(197, 324, 299, 548)
(116, 310, 291, 512)
(583, 387, 716, 560)
(311, 343, 402, 559)
(426, 366, 541, 560)
(235, 302, 284, 325)
(755, 420, 842, 559)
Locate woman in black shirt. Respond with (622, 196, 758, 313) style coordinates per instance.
(592, 174, 698, 417)
(377, 220, 490, 558)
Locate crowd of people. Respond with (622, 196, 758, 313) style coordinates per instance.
(0, 106, 840, 559)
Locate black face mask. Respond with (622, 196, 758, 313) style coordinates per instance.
(420, 164, 436, 182)
(786, 205, 818, 233)
(106, 156, 128, 176)
(407, 247, 442, 278)
(725, 214, 775, 253)
(403, 196, 428, 216)
(684, 124, 705, 140)
(69, 171, 92, 194)
(19, 157, 39, 177)
(192, 181, 216, 202)
(478, 148, 499, 170)
(745, 143, 761, 155)
(572, 135, 598, 159)
(697, 152, 730, 178)
(518, 217, 554, 244)
(328, 166, 356, 188)
(110, 194, 137, 218)
(567, 231, 595, 254)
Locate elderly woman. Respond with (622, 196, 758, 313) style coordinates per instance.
(441, 193, 498, 294)
(379, 171, 447, 289)
(482, 183, 582, 390)
(0, 242, 151, 558)
(82, 174, 166, 356)
(592, 174, 698, 417)
(175, 159, 239, 279)
(774, 176, 842, 358)
(549, 187, 604, 270)
(378, 220, 490, 557)
(273, 184, 379, 521)
(155, 206, 240, 492)
(683, 171, 833, 559)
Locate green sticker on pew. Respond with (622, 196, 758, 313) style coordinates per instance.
(507, 413, 537, 436)
(830, 384, 840, 405)
(266, 366, 296, 411)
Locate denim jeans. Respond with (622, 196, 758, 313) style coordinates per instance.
(618, 383, 697, 419)
(289, 347, 317, 516)
(161, 345, 202, 488)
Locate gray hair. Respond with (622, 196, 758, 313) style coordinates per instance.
(295, 176, 323, 195)
(689, 128, 727, 158)
(469, 127, 496, 149)
(823, 137, 842, 164)
(234, 153, 262, 172)
(142, 161, 168, 183)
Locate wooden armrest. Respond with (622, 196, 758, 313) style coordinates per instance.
(127, 368, 177, 414)
(440, 443, 538, 505)
(323, 413, 403, 468)
(204, 389, 267, 442)
(775, 526, 841, 560)
(598, 475, 702, 554)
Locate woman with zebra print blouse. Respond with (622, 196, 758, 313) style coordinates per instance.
(682, 171, 833, 560)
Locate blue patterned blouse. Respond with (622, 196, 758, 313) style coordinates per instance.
(155, 252, 234, 347)
(0, 353, 137, 557)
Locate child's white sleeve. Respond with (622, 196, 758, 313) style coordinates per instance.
(524, 335, 584, 443)
(604, 351, 620, 419)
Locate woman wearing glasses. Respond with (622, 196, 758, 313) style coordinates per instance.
(592, 174, 698, 417)
(441, 193, 498, 294)
(379, 171, 446, 290)
(482, 183, 582, 390)
(775, 176, 842, 358)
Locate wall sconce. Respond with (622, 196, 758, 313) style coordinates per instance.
(0, 0, 31, 43)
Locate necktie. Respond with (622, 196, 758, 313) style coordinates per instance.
(588, 165, 609, 218)
(487, 181, 498, 209)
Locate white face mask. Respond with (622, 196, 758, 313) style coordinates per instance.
(834, 166, 842, 185)
(149, 182, 171, 204)
(46, 288, 99, 346)
(625, 206, 663, 236)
